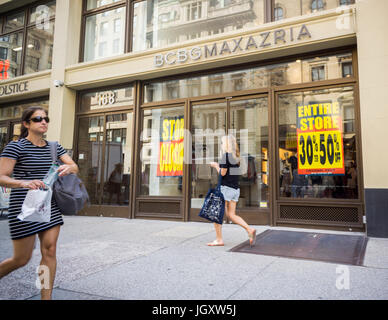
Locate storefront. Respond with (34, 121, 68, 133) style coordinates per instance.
(2, 0, 387, 236)
(72, 44, 363, 232)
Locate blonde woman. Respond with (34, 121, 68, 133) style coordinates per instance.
(208, 134, 256, 247)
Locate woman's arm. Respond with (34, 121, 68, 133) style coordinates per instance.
(58, 154, 79, 177)
(0, 157, 45, 189)
(210, 162, 227, 176)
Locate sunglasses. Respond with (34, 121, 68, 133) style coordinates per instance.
(29, 116, 50, 123)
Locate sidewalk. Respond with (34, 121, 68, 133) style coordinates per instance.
(0, 216, 388, 300)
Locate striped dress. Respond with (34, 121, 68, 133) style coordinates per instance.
(0, 138, 66, 240)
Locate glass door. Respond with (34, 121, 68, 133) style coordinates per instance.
(0, 123, 8, 153)
(76, 112, 133, 217)
(189, 96, 270, 224)
(190, 101, 227, 220)
(229, 96, 270, 213)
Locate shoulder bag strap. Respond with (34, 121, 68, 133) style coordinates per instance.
(48, 141, 59, 164)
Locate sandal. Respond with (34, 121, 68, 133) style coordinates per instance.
(248, 229, 257, 247)
(207, 240, 224, 247)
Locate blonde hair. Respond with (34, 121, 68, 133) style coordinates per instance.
(221, 134, 240, 164)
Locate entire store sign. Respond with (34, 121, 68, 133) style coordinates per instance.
(296, 102, 345, 175)
(157, 116, 184, 177)
(154, 24, 312, 67)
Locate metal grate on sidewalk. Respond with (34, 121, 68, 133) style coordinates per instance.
(229, 229, 368, 266)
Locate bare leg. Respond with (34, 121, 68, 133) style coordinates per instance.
(227, 201, 256, 240)
(38, 225, 60, 300)
(0, 235, 36, 279)
(207, 203, 227, 246)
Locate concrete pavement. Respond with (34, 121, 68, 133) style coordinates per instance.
(0, 216, 388, 300)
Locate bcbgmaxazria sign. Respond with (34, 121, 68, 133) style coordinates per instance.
(154, 24, 311, 67)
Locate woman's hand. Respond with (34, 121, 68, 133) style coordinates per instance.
(210, 162, 219, 170)
(20, 180, 46, 190)
(57, 164, 76, 177)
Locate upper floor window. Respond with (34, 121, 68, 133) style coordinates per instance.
(311, 65, 325, 81)
(187, 2, 202, 21)
(311, 0, 325, 12)
(342, 62, 353, 78)
(340, 0, 354, 5)
(0, 0, 56, 79)
(83, 1, 126, 62)
(81, 0, 355, 61)
(274, 6, 284, 21)
(131, 0, 265, 53)
(272, 0, 352, 20)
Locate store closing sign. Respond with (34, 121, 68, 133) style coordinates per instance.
(157, 116, 184, 177)
(297, 102, 345, 175)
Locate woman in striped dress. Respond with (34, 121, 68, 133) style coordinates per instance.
(0, 106, 78, 300)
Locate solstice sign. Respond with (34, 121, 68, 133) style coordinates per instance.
(154, 24, 311, 67)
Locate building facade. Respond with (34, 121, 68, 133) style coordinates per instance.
(0, 0, 387, 237)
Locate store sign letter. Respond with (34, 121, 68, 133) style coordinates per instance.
(0, 81, 29, 96)
(154, 25, 312, 67)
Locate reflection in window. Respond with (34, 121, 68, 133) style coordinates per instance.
(192, 102, 226, 208)
(24, 23, 55, 74)
(272, 0, 351, 20)
(230, 98, 269, 209)
(144, 52, 353, 103)
(132, 0, 265, 52)
(311, 0, 325, 12)
(340, 0, 354, 5)
(84, 7, 126, 61)
(0, 1, 56, 78)
(274, 6, 284, 21)
(311, 65, 325, 81)
(30, 1, 56, 24)
(0, 32, 23, 78)
(4, 12, 25, 33)
(278, 86, 358, 200)
(342, 62, 353, 78)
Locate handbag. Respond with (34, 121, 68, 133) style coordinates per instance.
(198, 172, 225, 224)
(49, 142, 89, 215)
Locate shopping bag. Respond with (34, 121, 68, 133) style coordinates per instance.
(0, 186, 10, 209)
(17, 187, 52, 223)
(198, 173, 225, 225)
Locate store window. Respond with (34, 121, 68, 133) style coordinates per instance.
(144, 52, 353, 103)
(140, 106, 185, 196)
(0, 99, 49, 152)
(274, 6, 284, 21)
(191, 97, 269, 209)
(231, 98, 269, 209)
(83, 2, 126, 62)
(132, 0, 265, 52)
(0, 1, 56, 79)
(278, 86, 358, 200)
(311, 65, 325, 81)
(272, 0, 354, 20)
(77, 85, 134, 208)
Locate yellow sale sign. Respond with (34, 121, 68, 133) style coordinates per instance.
(297, 102, 345, 175)
(157, 116, 184, 177)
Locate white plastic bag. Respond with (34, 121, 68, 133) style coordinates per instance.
(0, 187, 10, 208)
(18, 187, 52, 223)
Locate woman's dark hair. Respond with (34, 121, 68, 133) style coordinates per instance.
(19, 106, 48, 140)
